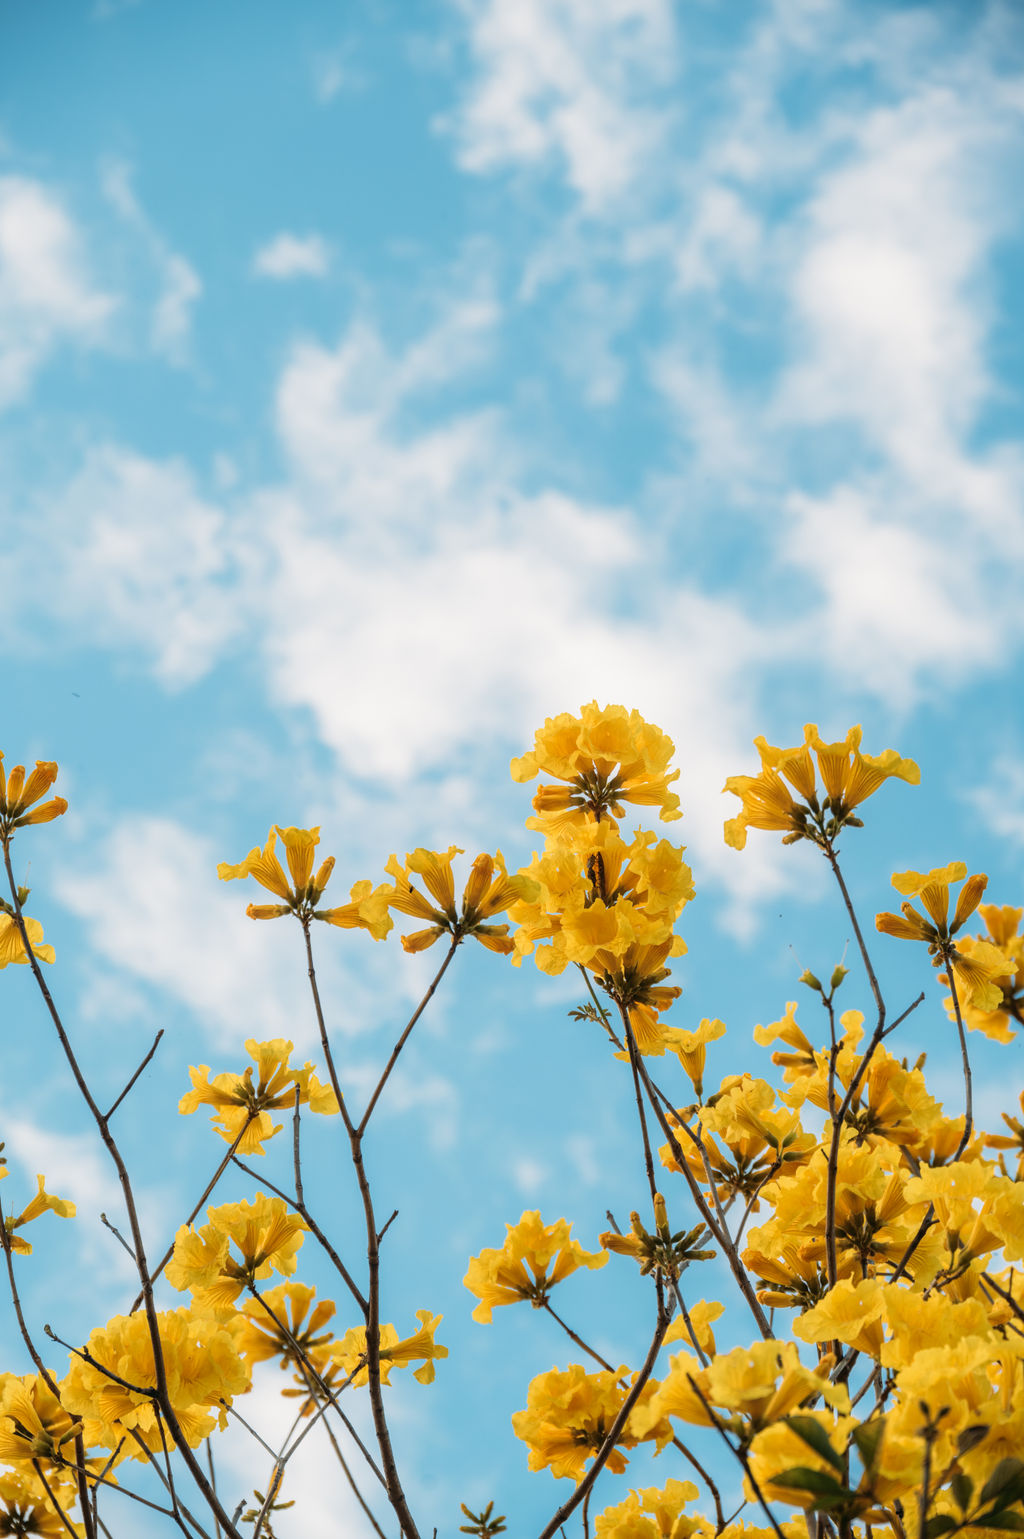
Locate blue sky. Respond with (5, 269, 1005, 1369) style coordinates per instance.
(1, 0, 1024, 1533)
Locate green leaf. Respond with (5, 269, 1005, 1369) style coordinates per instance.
(923, 1516, 957, 1539)
(785, 1416, 846, 1472)
(852, 1417, 886, 1473)
(972, 1515, 1024, 1533)
(952, 1474, 974, 1514)
(981, 1462, 1024, 1510)
(771, 1467, 848, 1497)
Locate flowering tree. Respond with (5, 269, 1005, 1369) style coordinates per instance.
(1, 704, 1023, 1539)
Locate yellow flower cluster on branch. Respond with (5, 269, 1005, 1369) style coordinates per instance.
(383, 846, 537, 954)
(179, 1038, 339, 1155)
(723, 725, 918, 850)
(332, 1310, 448, 1386)
(219, 824, 393, 936)
(166, 1193, 308, 1311)
(463, 1211, 607, 1322)
(512, 1364, 672, 1482)
(4, 716, 1024, 1539)
(61, 1308, 249, 1457)
(0, 757, 67, 842)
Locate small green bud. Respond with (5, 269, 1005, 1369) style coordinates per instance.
(799, 969, 823, 992)
(830, 964, 849, 991)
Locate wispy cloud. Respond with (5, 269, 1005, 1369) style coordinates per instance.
(439, 0, 678, 210)
(0, 443, 242, 687)
(965, 755, 1024, 850)
(101, 159, 202, 361)
(310, 42, 367, 103)
(0, 175, 115, 409)
(252, 232, 331, 280)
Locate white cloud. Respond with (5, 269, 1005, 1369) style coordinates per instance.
(512, 1156, 547, 1193)
(55, 816, 314, 1047)
(1, 443, 241, 687)
(0, 1113, 121, 1218)
(781, 486, 1005, 705)
(966, 756, 1024, 849)
(255, 298, 794, 915)
(440, 0, 677, 209)
(310, 44, 366, 103)
(674, 184, 762, 292)
(0, 175, 115, 409)
(777, 90, 997, 480)
(54, 812, 408, 1054)
(253, 232, 331, 280)
(101, 159, 202, 361)
(152, 250, 202, 353)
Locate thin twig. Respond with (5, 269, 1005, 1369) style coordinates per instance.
(541, 1300, 616, 1373)
(358, 934, 461, 1134)
(630, 1025, 773, 1339)
(129, 1117, 257, 1314)
(292, 1083, 304, 1207)
(104, 1030, 164, 1120)
(230, 1157, 368, 1314)
(100, 1213, 137, 1261)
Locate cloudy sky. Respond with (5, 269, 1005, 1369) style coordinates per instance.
(1, 0, 1023, 1534)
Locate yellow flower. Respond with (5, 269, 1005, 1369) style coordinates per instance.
(233, 1282, 337, 1370)
(0, 913, 55, 970)
(666, 1018, 726, 1097)
(2, 1176, 76, 1256)
(701, 1339, 849, 1429)
(752, 1002, 816, 1082)
(512, 703, 682, 828)
(662, 1300, 724, 1358)
(0, 756, 68, 840)
(332, 1310, 448, 1386)
(792, 1278, 886, 1359)
(165, 1193, 307, 1310)
(218, 826, 392, 937)
(463, 1211, 607, 1322)
(985, 1088, 1024, 1177)
(60, 1307, 249, 1456)
(384, 847, 537, 955)
(512, 1364, 669, 1482)
(594, 1479, 706, 1539)
(876, 864, 1007, 1011)
(724, 725, 918, 849)
(942, 903, 1024, 1042)
(179, 1038, 339, 1155)
(0, 1373, 82, 1468)
(0, 1469, 82, 1537)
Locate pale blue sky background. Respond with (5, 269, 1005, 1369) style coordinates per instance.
(1, 0, 1023, 1534)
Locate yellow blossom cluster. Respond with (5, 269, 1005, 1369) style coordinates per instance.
(463, 1210, 608, 1321)
(3, 720, 1024, 1539)
(178, 1037, 339, 1155)
(723, 724, 919, 850)
(508, 705, 694, 1052)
